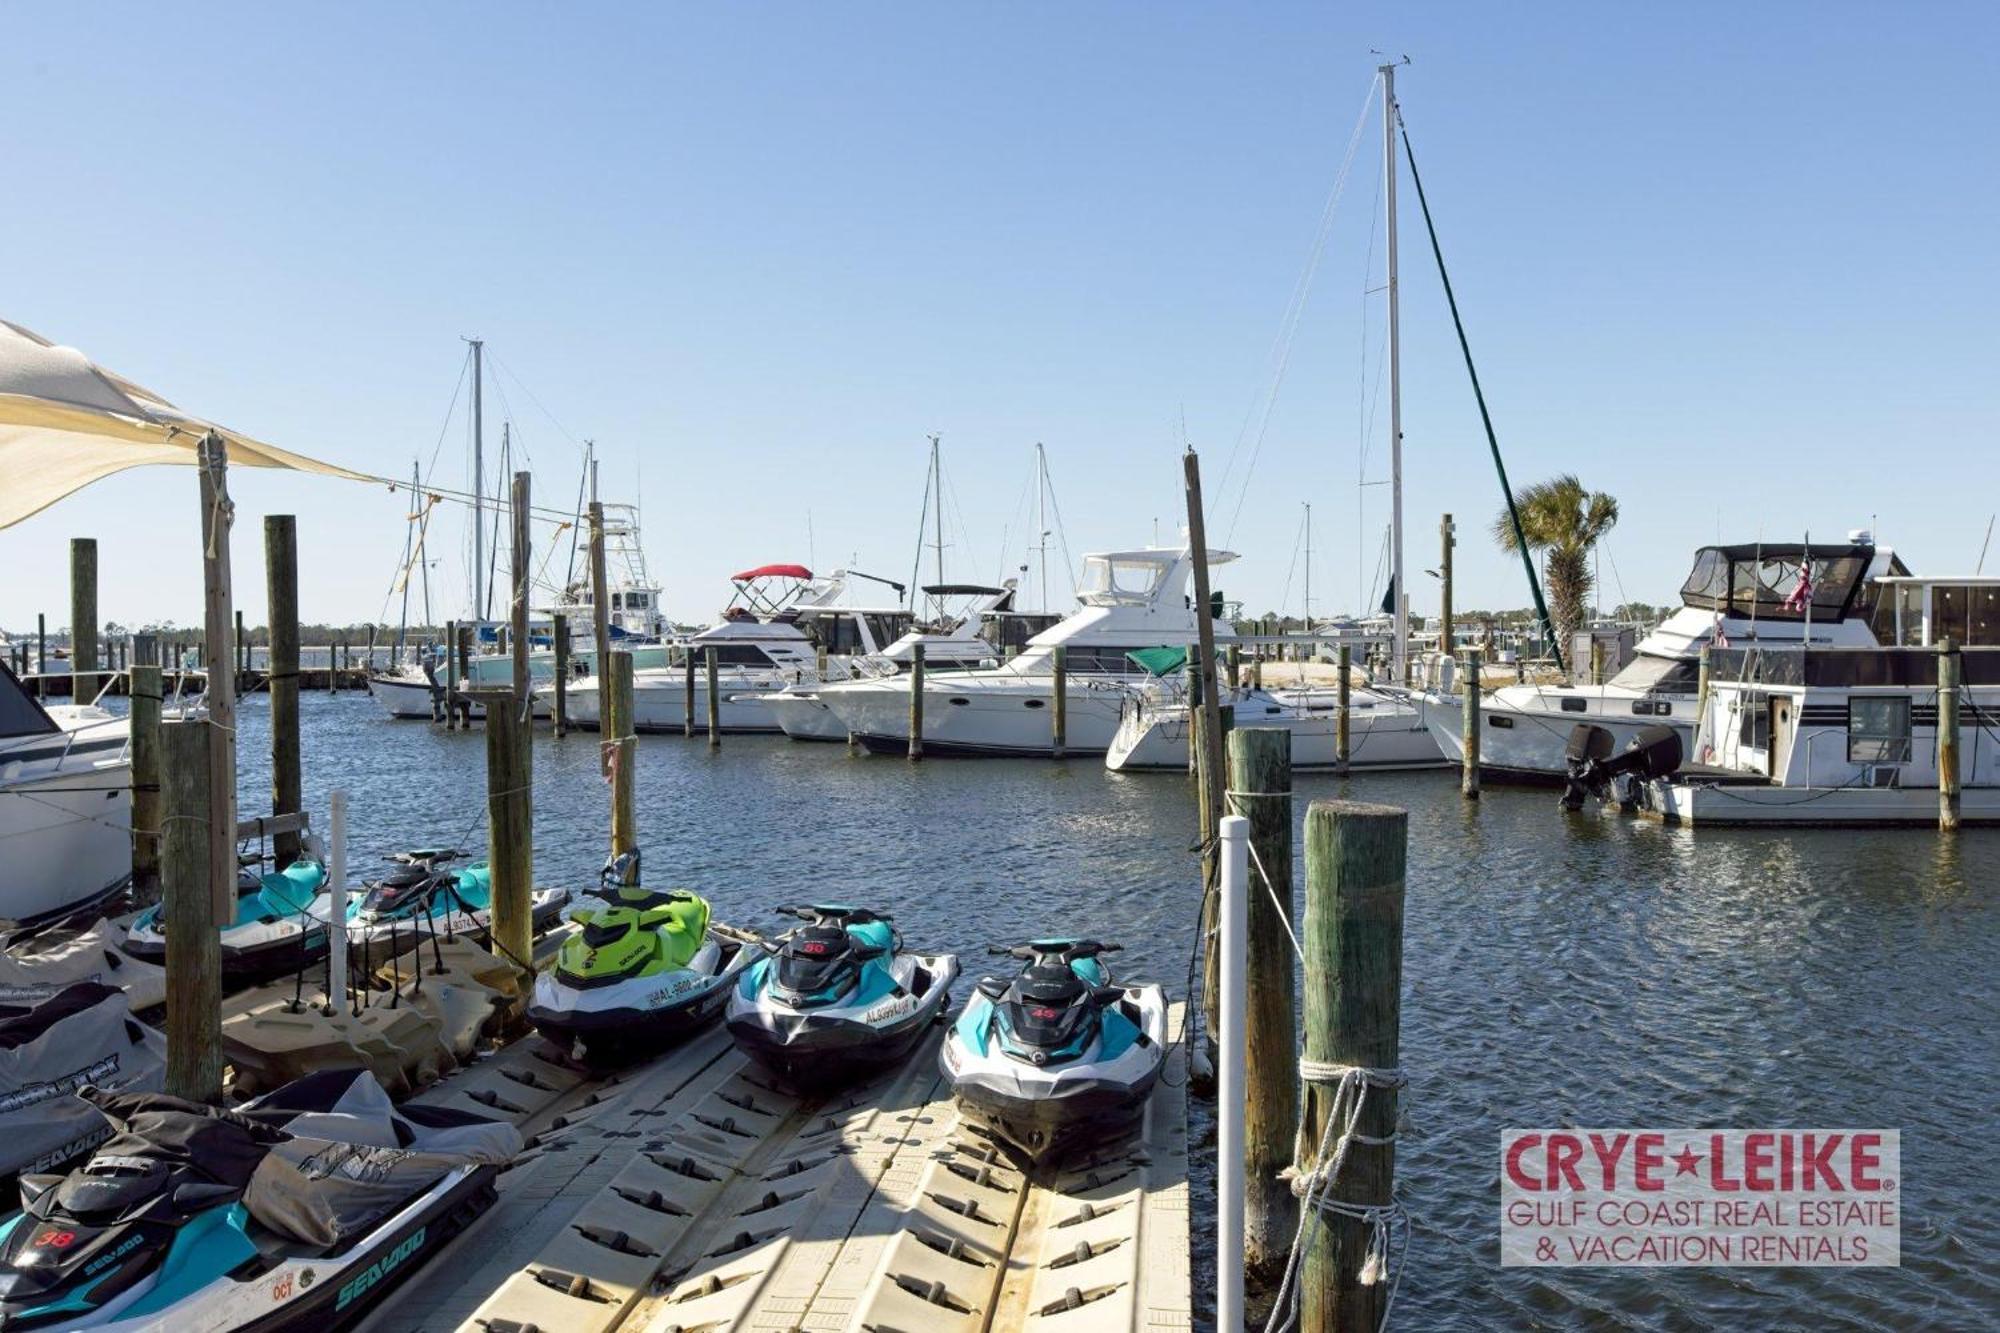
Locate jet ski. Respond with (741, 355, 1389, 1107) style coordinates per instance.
(0, 982, 165, 1184)
(940, 938, 1168, 1163)
(123, 857, 328, 987)
(321, 849, 567, 963)
(0, 1067, 517, 1330)
(526, 853, 747, 1064)
(725, 905, 957, 1086)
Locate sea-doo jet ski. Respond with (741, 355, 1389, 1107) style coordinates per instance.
(123, 857, 327, 987)
(0, 983, 164, 1183)
(726, 905, 957, 1086)
(321, 849, 567, 962)
(526, 853, 746, 1064)
(941, 938, 1167, 1163)
(0, 1067, 516, 1330)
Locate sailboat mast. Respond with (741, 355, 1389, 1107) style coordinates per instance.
(930, 433, 945, 618)
(397, 459, 418, 657)
(1304, 501, 1313, 628)
(1036, 442, 1049, 614)
(1381, 63, 1406, 682)
(470, 338, 485, 626)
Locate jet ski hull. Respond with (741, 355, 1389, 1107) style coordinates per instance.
(122, 923, 327, 988)
(726, 951, 958, 1088)
(527, 942, 746, 1065)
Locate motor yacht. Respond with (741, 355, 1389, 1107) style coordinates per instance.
(1418, 536, 1909, 781)
(1106, 668, 1445, 771)
(0, 663, 131, 929)
(817, 546, 1237, 757)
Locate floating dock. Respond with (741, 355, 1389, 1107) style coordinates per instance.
(359, 1009, 1189, 1333)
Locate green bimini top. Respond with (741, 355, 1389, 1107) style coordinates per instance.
(1125, 646, 1189, 677)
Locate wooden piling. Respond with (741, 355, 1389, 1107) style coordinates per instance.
(70, 537, 97, 703)
(1299, 798, 1407, 1333)
(1051, 644, 1067, 759)
(161, 718, 223, 1102)
(1438, 513, 1455, 658)
(479, 689, 533, 977)
(129, 663, 164, 906)
(1227, 642, 1242, 691)
(551, 613, 570, 737)
(606, 652, 637, 858)
(1939, 637, 1961, 831)
(1336, 644, 1351, 773)
(456, 624, 472, 726)
(196, 436, 238, 926)
(1462, 647, 1482, 800)
(235, 609, 246, 683)
(683, 651, 696, 738)
(1228, 727, 1297, 1279)
(444, 620, 459, 729)
(586, 500, 612, 733)
(265, 517, 303, 865)
(908, 641, 926, 761)
(35, 613, 45, 683)
(706, 645, 720, 748)
(1590, 637, 1606, 687)
(366, 624, 377, 674)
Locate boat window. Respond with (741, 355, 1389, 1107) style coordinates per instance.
(696, 644, 776, 667)
(1930, 584, 2000, 647)
(1560, 697, 1587, 713)
(1079, 556, 1169, 603)
(1607, 654, 1700, 694)
(1847, 696, 1911, 764)
(0, 666, 57, 738)
(1061, 646, 1161, 675)
(1737, 693, 1770, 749)
(626, 592, 649, 609)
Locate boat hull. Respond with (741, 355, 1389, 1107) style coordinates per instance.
(1418, 687, 1695, 783)
(0, 753, 132, 928)
(563, 677, 786, 733)
(821, 677, 1126, 757)
(1106, 689, 1446, 771)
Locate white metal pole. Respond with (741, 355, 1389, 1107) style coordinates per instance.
(1382, 64, 1407, 684)
(326, 790, 349, 1009)
(1217, 813, 1250, 1333)
(471, 339, 485, 627)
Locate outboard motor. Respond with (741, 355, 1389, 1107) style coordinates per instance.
(1561, 723, 1683, 811)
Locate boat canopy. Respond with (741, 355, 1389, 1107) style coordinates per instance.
(732, 563, 813, 583)
(921, 583, 1005, 597)
(1677, 542, 1892, 623)
(1126, 646, 1190, 677)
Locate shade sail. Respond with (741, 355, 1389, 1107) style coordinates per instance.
(0, 319, 376, 529)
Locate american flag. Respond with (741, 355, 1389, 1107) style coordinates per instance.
(1783, 559, 1814, 613)
(1710, 615, 1729, 649)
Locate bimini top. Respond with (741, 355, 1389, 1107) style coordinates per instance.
(1677, 542, 1905, 623)
(732, 563, 814, 583)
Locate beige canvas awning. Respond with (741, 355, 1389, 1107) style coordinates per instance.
(0, 318, 379, 529)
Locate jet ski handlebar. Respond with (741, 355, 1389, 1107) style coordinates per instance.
(988, 940, 1119, 962)
(772, 904, 891, 924)
(390, 847, 466, 867)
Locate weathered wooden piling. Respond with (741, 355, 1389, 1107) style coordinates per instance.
(129, 663, 163, 905)
(234, 609, 246, 682)
(1438, 513, 1455, 656)
(161, 717, 222, 1102)
(443, 619, 460, 728)
(455, 624, 473, 725)
(551, 612, 570, 737)
(1336, 644, 1352, 772)
(1299, 798, 1407, 1333)
(606, 651, 637, 858)
(908, 642, 926, 761)
(683, 651, 696, 738)
(1590, 637, 1606, 687)
(712, 644, 728, 748)
(479, 688, 533, 975)
(1051, 644, 1067, 759)
(587, 500, 613, 718)
(1939, 637, 1961, 831)
(1462, 647, 1482, 800)
(1227, 642, 1242, 691)
(1228, 727, 1297, 1279)
(265, 517, 303, 865)
(196, 436, 238, 925)
(70, 537, 97, 703)
(35, 613, 45, 684)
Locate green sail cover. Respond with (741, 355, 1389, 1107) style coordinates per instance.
(1126, 646, 1189, 677)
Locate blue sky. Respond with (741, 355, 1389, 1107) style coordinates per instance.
(4, 3, 1996, 632)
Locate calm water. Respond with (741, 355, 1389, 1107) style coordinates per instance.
(224, 692, 1996, 1331)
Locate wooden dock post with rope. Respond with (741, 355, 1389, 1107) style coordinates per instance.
(486, 470, 536, 975)
(706, 645, 721, 748)
(1940, 638, 1961, 831)
(161, 716, 223, 1104)
(266, 516, 304, 865)
(551, 613, 570, 736)
(907, 641, 925, 761)
(606, 651, 637, 858)
(1051, 644, 1067, 758)
(1228, 726, 1298, 1280)
(1336, 644, 1352, 773)
(1296, 798, 1407, 1333)
(129, 662, 163, 906)
(70, 537, 97, 703)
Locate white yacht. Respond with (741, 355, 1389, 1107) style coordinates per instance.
(1418, 537, 1908, 781)
(0, 664, 132, 928)
(1632, 574, 2000, 825)
(554, 564, 871, 732)
(1105, 671, 1445, 772)
(762, 583, 1019, 741)
(816, 546, 1238, 757)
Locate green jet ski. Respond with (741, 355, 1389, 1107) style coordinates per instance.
(526, 852, 748, 1064)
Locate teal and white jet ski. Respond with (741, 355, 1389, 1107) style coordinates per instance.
(940, 939, 1167, 1162)
(726, 905, 957, 1086)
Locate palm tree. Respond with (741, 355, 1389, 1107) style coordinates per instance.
(1492, 474, 1619, 662)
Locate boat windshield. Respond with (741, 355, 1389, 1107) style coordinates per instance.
(1606, 653, 1701, 695)
(1078, 556, 1171, 604)
(1679, 544, 1873, 622)
(0, 664, 57, 739)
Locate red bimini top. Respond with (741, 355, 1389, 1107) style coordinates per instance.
(730, 563, 813, 582)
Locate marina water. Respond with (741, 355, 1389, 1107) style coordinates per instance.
(223, 692, 1995, 1330)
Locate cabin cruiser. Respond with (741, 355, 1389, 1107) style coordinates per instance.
(763, 583, 1019, 741)
(1418, 537, 1909, 781)
(1105, 663, 1445, 771)
(1572, 574, 2000, 826)
(817, 546, 1238, 757)
(0, 663, 131, 929)
(553, 565, 896, 732)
